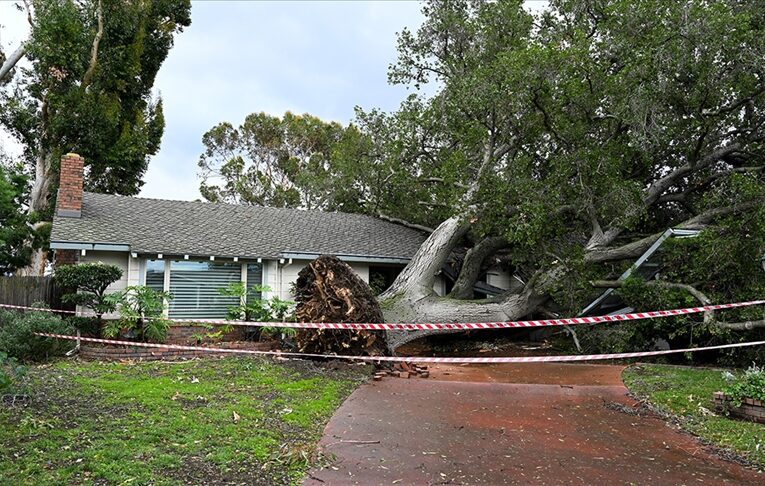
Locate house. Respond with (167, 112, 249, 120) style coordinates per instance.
(50, 154, 436, 319)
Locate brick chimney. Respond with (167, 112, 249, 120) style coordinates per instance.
(57, 153, 84, 218)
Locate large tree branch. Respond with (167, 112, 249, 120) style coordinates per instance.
(585, 198, 765, 263)
(418, 177, 469, 190)
(645, 142, 742, 206)
(0, 41, 27, 83)
(594, 142, 745, 248)
(449, 236, 510, 299)
(376, 213, 434, 233)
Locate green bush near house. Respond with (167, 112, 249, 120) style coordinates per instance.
(0, 307, 75, 361)
(219, 283, 296, 340)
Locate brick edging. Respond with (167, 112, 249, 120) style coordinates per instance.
(713, 391, 765, 424)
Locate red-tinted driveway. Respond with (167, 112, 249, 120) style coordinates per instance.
(305, 364, 761, 485)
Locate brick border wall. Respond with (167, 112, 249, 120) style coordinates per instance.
(165, 324, 249, 345)
(80, 341, 274, 361)
(713, 392, 765, 424)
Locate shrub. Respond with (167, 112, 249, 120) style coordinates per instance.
(66, 316, 102, 337)
(104, 286, 172, 343)
(56, 263, 123, 322)
(0, 307, 75, 361)
(722, 364, 765, 407)
(218, 283, 295, 340)
(0, 352, 27, 394)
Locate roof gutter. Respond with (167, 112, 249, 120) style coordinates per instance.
(279, 252, 411, 265)
(50, 241, 131, 252)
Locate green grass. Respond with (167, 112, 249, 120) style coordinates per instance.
(0, 357, 370, 485)
(623, 364, 765, 467)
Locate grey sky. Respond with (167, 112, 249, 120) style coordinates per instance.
(0, 1, 547, 202)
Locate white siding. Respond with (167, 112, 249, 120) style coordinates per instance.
(433, 275, 447, 296)
(348, 263, 369, 284)
(270, 260, 371, 300)
(127, 254, 141, 286)
(486, 268, 512, 290)
(263, 260, 279, 300)
(78, 250, 129, 293)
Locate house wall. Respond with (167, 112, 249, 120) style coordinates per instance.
(79, 250, 130, 293)
(70, 253, 400, 318)
(486, 268, 513, 290)
(272, 259, 370, 300)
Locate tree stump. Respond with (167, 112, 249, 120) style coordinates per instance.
(293, 255, 387, 356)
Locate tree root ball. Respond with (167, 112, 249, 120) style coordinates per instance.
(293, 255, 387, 356)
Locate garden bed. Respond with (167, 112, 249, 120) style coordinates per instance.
(80, 340, 276, 361)
(714, 392, 765, 424)
(623, 364, 765, 468)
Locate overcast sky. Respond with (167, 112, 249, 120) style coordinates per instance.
(0, 0, 547, 201)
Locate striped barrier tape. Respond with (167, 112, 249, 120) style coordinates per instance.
(33, 332, 765, 364)
(5, 299, 765, 331)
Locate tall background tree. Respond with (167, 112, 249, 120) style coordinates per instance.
(0, 0, 191, 275)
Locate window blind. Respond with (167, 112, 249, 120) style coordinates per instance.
(168, 261, 241, 318)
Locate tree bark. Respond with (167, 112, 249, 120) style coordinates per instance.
(380, 215, 469, 304)
(449, 236, 509, 299)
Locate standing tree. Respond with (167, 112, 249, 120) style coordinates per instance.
(56, 262, 123, 323)
(0, 0, 191, 275)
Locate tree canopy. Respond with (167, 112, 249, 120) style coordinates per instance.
(0, 0, 191, 274)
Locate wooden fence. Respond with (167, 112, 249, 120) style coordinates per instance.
(0, 276, 72, 311)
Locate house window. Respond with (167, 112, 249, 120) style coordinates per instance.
(167, 261, 241, 318)
(246, 263, 263, 301)
(145, 259, 165, 293)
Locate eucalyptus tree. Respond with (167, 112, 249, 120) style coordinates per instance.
(198, 111, 354, 210)
(372, 0, 765, 342)
(0, 0, 191, 274)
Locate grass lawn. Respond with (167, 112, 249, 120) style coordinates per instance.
(0, 356, 371, 485)
(623, 364, 765, 468)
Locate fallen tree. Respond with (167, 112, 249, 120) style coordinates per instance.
(193, 1, 765, 354)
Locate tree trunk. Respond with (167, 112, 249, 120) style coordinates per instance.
(0, 41, 26, 83)
(379, 215, 469, 303)
(16, 152, 55, 276)
(378, 216, 552, 351)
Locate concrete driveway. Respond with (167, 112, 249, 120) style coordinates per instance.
(305, 363, 761, 485)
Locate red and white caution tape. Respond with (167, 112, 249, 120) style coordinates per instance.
(0, 303, 78, 314)
(33, 332, 765, 364)
(6, 299, 765, 331)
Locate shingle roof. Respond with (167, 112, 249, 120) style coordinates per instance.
(50, 192, 428, 260)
